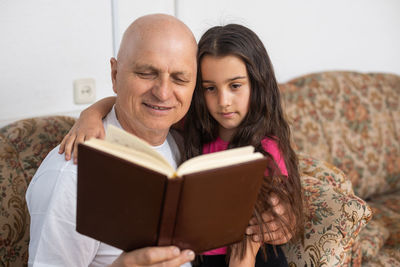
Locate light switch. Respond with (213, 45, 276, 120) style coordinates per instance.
(74, 78, 96, 104)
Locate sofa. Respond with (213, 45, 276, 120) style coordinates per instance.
(0, 116, 75, 266)
(0, 71, 398, 266)
(280, 71, 400, 266)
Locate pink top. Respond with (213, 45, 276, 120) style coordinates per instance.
(201, 137, 288, 255)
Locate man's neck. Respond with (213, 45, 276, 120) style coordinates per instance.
(132, 128, 168, 146)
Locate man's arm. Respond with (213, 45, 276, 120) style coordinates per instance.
(26, 151, 100, 266)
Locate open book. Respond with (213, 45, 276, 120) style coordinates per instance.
(76, 125, 268, 253)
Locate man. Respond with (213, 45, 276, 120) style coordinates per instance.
(26, 14, 197, 267)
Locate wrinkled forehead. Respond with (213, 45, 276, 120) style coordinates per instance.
(122, 31, 197, 74)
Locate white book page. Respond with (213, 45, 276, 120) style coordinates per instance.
(84, 138, 175, 177)
(177, 146, 254, 171)
(105, 125, 172, 168)
(176, 146, 261, 176)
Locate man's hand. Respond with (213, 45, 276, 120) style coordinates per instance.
(109, 246, 195, 267)
(245, 194, 294, 245)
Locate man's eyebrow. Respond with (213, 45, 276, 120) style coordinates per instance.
(172, 71, 191, 80)
(133, 64, 159, 72)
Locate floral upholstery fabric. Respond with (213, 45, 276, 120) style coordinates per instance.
(0, 116, 75, 267)
(280, 72, 400, 199)
(280, 71, 400, 266)
(283, 156, 372, 267)
(359, 220, 389, 260)
(297, 153, 354, 195)
(367, 196, 400, 250)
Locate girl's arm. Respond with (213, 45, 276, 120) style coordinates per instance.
(229, 239, 261, 267)
(58, 96, 116, 163)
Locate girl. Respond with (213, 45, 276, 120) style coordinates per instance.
(60, 24, 304, 267)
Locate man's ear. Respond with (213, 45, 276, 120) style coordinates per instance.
(110, 57, 118, 94)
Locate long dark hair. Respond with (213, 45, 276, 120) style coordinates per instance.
(184, 24, 304, 261)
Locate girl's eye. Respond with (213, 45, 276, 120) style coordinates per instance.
(204, 86, 215, 92)
(231, 83, 242, 90)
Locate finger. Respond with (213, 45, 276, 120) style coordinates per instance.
(248, 216, 257, 226)
(268, 193, 280, 206)
(128, 246, 194, 266)
(153, 250, 195, 267)
(246, 219, 281, 237)
(272, 203, 286, 216)
(262, 230, 293, 245)
(58, 134, 68, 154)
(248, 211, 274, 226)
(72, 133, 86, 164)
(261, 222, 293, 244)
(246, 210, 276, 234)
(63, 133, 77, 161)
(120, 246, 179, 265)
(261, 211, 275, 222)
(98, 128, 106, 139)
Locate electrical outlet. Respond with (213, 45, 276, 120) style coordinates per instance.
(74, 78, 96, 104)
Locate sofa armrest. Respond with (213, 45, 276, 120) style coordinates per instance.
(282, 174, 372, 266)
(298, 153, 354, 195)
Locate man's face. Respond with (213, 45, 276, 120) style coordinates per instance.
(111, 36, 196, 143)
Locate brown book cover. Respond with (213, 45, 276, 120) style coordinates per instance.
(76, 125, 267, 253)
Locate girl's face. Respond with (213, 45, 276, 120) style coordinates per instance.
(201, 55, 251, 141)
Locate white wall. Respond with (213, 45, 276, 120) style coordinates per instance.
(0, 0, 113, 126)
(1, 0, 399, 127)
(177, 0, 400, 82)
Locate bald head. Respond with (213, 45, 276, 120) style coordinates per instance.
(117, 14, 197, 63)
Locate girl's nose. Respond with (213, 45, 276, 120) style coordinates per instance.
(218, 90, 231, 107)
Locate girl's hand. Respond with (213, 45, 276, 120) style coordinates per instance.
(58, 97, 116, 163)
(246, 194, 294, 245)
(58, 114, 105, 164)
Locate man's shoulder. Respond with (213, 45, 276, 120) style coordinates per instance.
(26, 145, 78, 216)
(28, 146, 77, 193)
(33, 145, 77, 178)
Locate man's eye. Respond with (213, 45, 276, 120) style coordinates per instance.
(174, 78, 189, 85)
(137, 72, 155, 79)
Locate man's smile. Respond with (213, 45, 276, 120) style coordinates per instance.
(143, 103, 172, 111)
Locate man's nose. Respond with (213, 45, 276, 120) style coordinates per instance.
(152, 76, 173, 101)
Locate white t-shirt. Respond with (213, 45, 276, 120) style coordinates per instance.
(26, 107, 190, 267)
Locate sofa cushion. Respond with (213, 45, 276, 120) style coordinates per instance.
(282, 174, 371, 266)
(366, 192, 400, 250)
(362, 247, 400, 267)
(358, 220, 389, 260)
(280, 72, 400, 199)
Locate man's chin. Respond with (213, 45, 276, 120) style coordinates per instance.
(143, 121, 174, 133)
